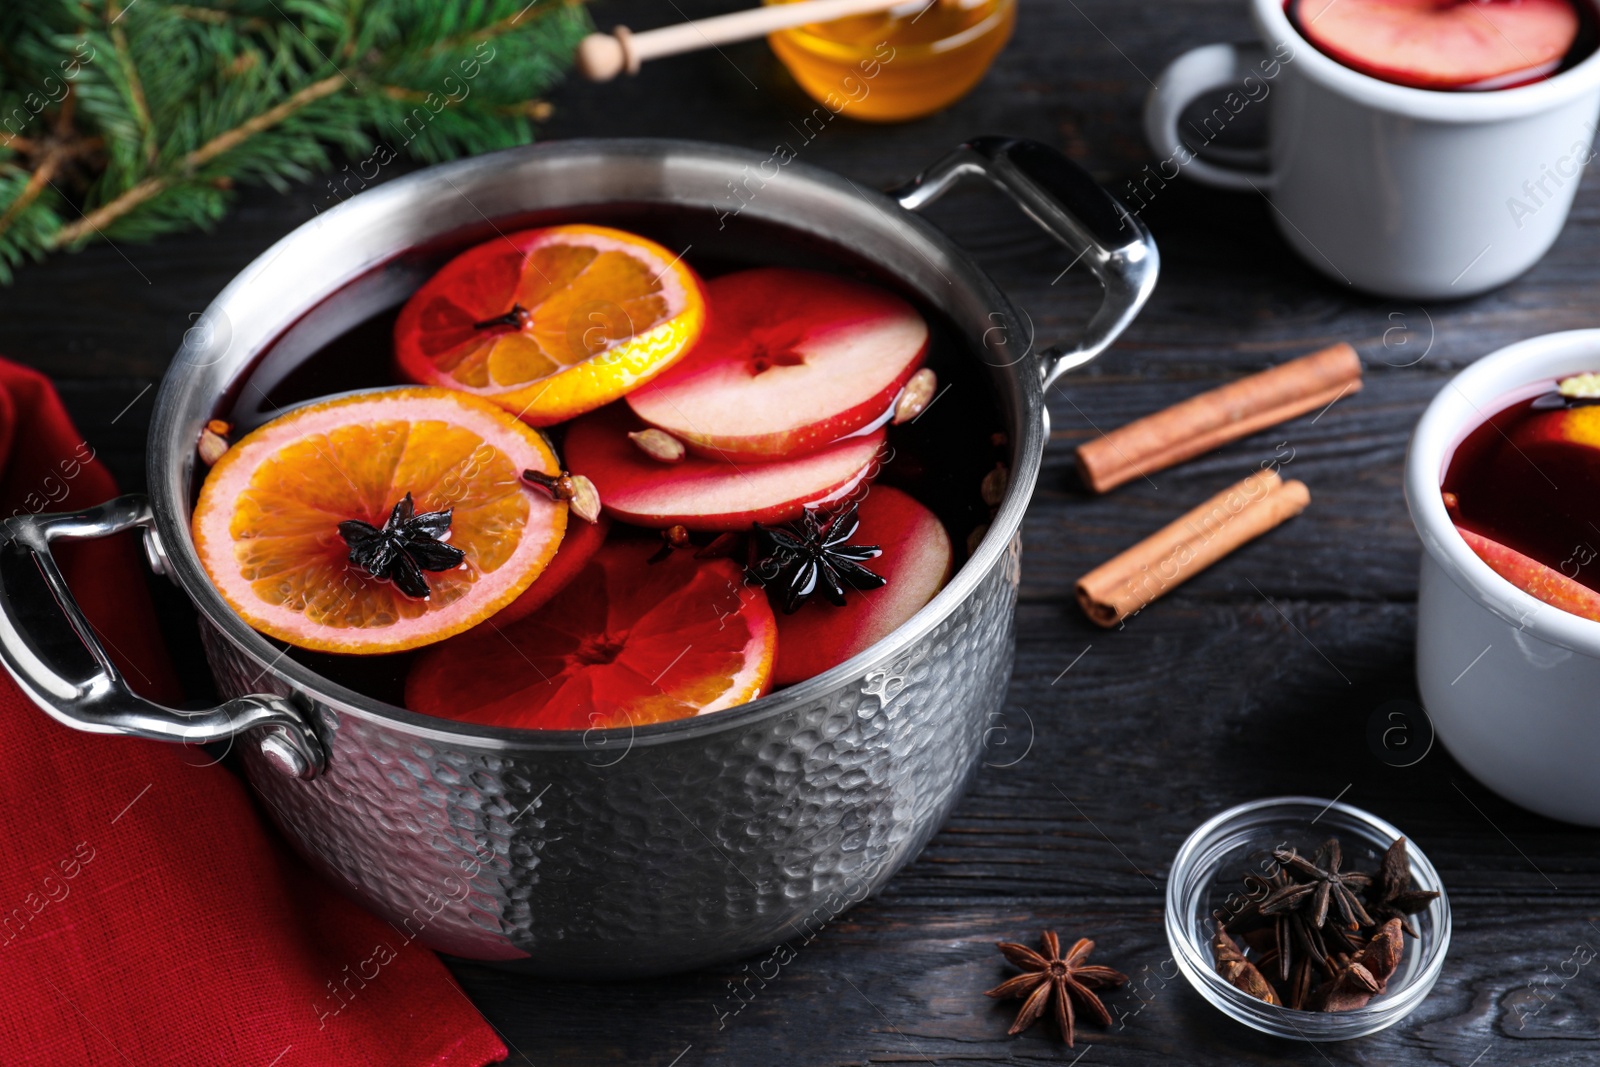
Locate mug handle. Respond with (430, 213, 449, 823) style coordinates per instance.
(890, 136, 1159, 391)
(1144, 42, 1276, 192)
(0, 495, 325, 779)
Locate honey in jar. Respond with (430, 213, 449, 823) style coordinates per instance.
(764, 0, 1015, 122)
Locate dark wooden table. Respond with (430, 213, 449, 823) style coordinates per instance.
(5, 1, 1600, 1064)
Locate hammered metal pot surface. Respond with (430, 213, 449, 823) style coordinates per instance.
(93, 138, 1154, 976)
(209, 536, 1018, 975)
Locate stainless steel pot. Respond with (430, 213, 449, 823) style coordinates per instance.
(0, 138, 1155, 976)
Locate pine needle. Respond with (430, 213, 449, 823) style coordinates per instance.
(0, 0, 590, 277)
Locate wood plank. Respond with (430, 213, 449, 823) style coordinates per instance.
(451, 902, 1600, 1066)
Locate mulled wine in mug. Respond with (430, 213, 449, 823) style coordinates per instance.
(1147, 0, 1600, 299)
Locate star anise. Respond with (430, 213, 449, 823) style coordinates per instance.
(1364, 837, 1440, 938)
(1287, 954, 1318, 1011)
(338, 493, 464, 599)
(1318, 918, 1404, 1012)
(1265, 839, 1374, 930)
(1235, 870, 1324, 979)
(749, 502, 886, 614)
(1210, 836, 1418, 1013)
(986, 931, 1127, 1047)
(1212, 924, 1279, 1005)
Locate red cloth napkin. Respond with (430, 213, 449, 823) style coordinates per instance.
(0, 359, 507, 1067)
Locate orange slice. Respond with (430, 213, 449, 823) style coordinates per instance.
(192, 387, 567, 654)
(393, 224, 707, 426)
(405, 540, 777, 729)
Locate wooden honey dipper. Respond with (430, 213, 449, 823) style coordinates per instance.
(576, 0, 983, 82)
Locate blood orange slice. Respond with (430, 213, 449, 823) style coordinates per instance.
(192, 387, 566, 655)
(486, 511, 611, 627)
(394, 224, 707, 426)
(405, 540, 777, 729)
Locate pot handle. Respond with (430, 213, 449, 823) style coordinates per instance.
(0, 495, 325, 779)
(891, 136, 1158, 391)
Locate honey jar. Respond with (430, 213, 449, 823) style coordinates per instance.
(764, 0, 1016, 122)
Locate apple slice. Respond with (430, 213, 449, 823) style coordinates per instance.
(770, 486, 953, 687)
(565, 405, 886, 531)
(1457, 524, 1600, 622)
(626, 267, 928, 460)
(486, 512, 611, 627)
(1293, 0, 1580, 91)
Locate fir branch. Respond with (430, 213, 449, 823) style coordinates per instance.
(52, 69, 344, 245)
(0, 157, 62, 237)
(0, 0, 589, 276)
(0, 166, 64, 282)
(0, 84, 99, 252)
(107, 21, 157, 167)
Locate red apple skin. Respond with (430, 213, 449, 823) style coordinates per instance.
(1294, 0, 1579, 91)
(486, 512, 611, 627)
(626, 268, 928, 461)
(770, 485, 953, 688)
(564, 405, 886, 532)
(1457, 525, 1600, 623)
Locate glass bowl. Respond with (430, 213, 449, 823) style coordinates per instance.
(1166, 796, 1451, 1040)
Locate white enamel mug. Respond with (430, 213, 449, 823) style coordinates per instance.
(1145, 0, 1600, 300)
(1407, 329, 1600, 826)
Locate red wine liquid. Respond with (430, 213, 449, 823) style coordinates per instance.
(1441, 388, 1600, 593)
(210, 205, 1007, 706)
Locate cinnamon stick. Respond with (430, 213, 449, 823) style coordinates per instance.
(1075, 469, 1310, 628)
(1075, 344, 1361, 494)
